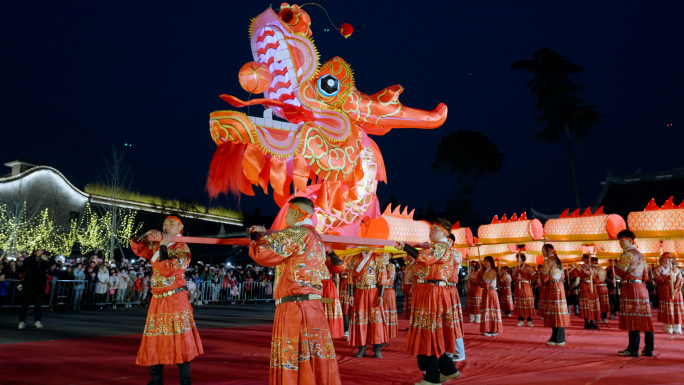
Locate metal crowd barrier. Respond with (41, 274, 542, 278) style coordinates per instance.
(0, 279, 144, 309)
(188, 281, 274, 305)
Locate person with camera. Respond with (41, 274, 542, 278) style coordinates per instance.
(18, 249, 55, 329)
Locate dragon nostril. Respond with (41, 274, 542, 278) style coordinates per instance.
(280, 9, 294, 23)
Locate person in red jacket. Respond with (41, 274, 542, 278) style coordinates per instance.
(130, 216, 203, 385)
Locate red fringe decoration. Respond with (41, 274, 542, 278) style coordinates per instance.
(206, 142, 248, 198)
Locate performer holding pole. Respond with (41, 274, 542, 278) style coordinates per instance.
(466, 260, 483, 323)
(594, 257, 610, 324)
(540, 244, 571, 346)
(498, 266, 514, 317)
(398, 218, 461, 385)
(381, 252, 399, 340)
(347, 249, 389, 358)
(479, 256, 503, 336)
(511, 253, 536, 327)
(606, 259, 620, 319)
(322, 251, 346, 338)
(614, 230, 655, 358)
(248, 197, 341, 384)
(653, 252, 683, 334)
(131, 216, 203, 385)
(574, 254, 601, 330)
(447, 233, 466, 362)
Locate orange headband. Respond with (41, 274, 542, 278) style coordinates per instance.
(433, 223, 449, 236)
(166, 216, 183, 225)
(291, 204, 311, 220)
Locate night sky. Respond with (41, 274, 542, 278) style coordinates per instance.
(2, 1, 683, 228)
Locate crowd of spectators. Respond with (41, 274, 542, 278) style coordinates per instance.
(0, 250, 276, 310)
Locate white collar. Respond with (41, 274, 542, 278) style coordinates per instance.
(356, 250, 373, 272)
(437, 237, 449, 244)
(623, 245, 637, 252)
(295, 218, 313, 227)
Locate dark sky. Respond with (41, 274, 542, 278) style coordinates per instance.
(2, 1, 683, 228)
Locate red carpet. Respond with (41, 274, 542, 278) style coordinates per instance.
(1, 315, 682, 385)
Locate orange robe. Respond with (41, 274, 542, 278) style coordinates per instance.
(403, 260, 418, 320)
(499, 272, 514, 311)
(382, 263, 398, 339)
(322, 260, 345, 338)
(448, 250, 464, 339)
(573, 264, 601, 321)
(540, 258, 571, 328)
(249, 224, 341, 385)
(130, 238, 203, 366)
(407, 241, 457, 357)
(338, 256, 352, 316)
(347, 252, 388, 346)
(653, 264, 684, 325)
(479, 267, 503, 334)
(466, 269, 483, 315)
(615, 248, 654, 332)
(512, 264, 536, 318)
(596, 268, 611, 313)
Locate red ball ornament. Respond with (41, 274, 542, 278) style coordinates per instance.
(238, 61, 272, 94)
(340, 23, 353, 38)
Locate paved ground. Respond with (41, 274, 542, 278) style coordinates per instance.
(0, 303, 276, 345)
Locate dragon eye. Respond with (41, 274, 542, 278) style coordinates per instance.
(317, 74, 340, 97)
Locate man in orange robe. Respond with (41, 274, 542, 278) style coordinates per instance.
(447, 234, 465, 362)
(614, 230, 655, 357)
(653, 252, 683, 334)
(248, 197, 341, 385)
(399, 218, 461, 385)
(573, 254, 601, 330)
(347, 250, 389, 358)
(322, 251, 346, 338)
(131, 216, 203, 385)
(381, 252, 399, 339)
(402, 258, 418, 320)
(593, 257, 611, 324)
(511, 254, 537, 327)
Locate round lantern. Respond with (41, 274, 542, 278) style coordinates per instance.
(238, 61, 272, 94)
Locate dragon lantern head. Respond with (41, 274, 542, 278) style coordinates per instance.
(208, 4, 448, 234)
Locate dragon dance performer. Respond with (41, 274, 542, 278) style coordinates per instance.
(130, 216, 203, 385)
(653, 252, 683, 334)
(498, 266, 514, 317)
(381, 253, 399, 339)
(399, 218, 461, 385)
(572, 254, 601, 330)
(540, 244, 571, 346)
(466, 261, 483, 323)
(338, 255, 353, 337)
(614, 230, 655, 358)
(512, 254, 537, 327)
(446, 234, 466, 362)
(479, 256, 503, 336)
(248, 197, 341, 385)
(605, 265, 620, 319)
(347, 250, 389, 358)
(322, 251, 346, 338)
(593, 257, 610, 324)
(566, 265, 581, 317)
(402, 257, 419, 321)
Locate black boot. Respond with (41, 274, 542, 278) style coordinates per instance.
(355, 346, 366, 358)
(178, 362, 191, 385)
(373, 344, 383, 359)
(148, 364, 163, 385)
(590, 320, 600, 330)
(343, 315, 349, 333)
(584, 318, 590, 329)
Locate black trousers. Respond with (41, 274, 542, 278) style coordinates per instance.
(609, 294, 620, 314)
(628, 331, 654, 353)
(149, 362, 191, 385)
(19, 286, 45, 323)
(550, 327, 565, 343)
(417, 354, 457, 383)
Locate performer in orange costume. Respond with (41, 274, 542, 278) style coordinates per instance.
(338, 255, 353, 337)
(498, 266, 514, 317)
(479, 256, 503, 336)
(347, 250, 389, 358)
(593, 257, 610, 324)
(248, 197, 341, 385)
(614, 230, 655, 357)
(403, 257, 418, 321)
(399, 218, 461, 385)
(381, 252, 398, 339)
(540, 244, 571, 346)
(512, 253, 537, 327)
(466, 261, 483, 323)
(653, 252, 684, 334)
(322, 251, 346, 338)
(446, 234, 465, 362)
(130, 216, 203, 385)
(573, 254, 601, 330)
